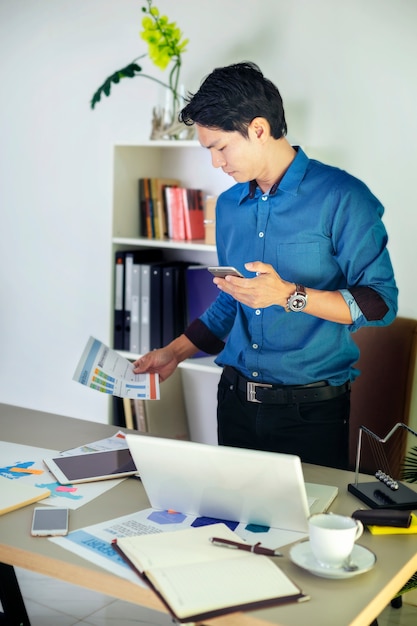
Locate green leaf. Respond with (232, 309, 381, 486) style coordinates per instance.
(90, 63, 142, 109)
(395, 571, 417, 596)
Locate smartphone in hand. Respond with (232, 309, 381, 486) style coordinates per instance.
(208, 266, 244, 278)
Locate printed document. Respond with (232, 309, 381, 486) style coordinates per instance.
(73, 336, 159, 400)
(0, 441, 126, 510)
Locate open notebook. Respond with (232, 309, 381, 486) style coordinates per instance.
(126, 434, 337, 533)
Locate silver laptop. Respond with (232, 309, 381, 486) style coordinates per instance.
(126, 434, 338, 533)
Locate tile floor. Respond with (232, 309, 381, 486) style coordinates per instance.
(10, 568, 175, 626)
(4, 567, 416, 625)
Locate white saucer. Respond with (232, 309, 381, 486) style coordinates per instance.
(289, 541, 376, 579)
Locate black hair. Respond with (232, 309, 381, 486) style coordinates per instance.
(179, 62, 287, 139)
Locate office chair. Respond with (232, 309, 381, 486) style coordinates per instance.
(349, 316, 417, 623)
(349, 316, 417, 477)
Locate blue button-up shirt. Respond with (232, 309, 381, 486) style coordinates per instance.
(200, 148, 397, 385)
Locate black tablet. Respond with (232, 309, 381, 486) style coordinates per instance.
(43, 448, 138, 484)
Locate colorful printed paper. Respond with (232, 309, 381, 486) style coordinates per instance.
(0, 441, 128, 510)
(73, 336, 159, 400)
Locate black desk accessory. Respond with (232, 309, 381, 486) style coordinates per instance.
(352, 508, 412, 528)
(348, 423, 417, 510)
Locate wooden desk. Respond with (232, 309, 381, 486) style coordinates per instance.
(1, 403, 416, 626)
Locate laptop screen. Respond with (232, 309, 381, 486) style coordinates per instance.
(126, 435, 328, 533)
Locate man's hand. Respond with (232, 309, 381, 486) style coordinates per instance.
(212, 261, 293, 309)
(132, 334, 199, 381)
(132, 347, 179, 382)
(212, 260, 352, 323)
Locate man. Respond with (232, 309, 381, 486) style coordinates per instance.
(133, 62, 397, 469)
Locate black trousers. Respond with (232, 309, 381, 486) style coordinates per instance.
(217, 371, 351, 470)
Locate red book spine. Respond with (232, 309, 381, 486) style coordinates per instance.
(165, 186, 186, 240)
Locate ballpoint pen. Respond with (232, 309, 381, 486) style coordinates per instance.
(209, 536, 283, 556)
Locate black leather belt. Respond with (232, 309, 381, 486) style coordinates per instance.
(223, 366, 350, 405)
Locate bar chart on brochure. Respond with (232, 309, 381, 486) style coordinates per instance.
(73, 336, 160, 400)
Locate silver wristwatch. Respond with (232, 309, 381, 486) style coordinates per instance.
(287, 284, 308, 312)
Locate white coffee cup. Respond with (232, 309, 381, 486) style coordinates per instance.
(308, 513, 364, 569)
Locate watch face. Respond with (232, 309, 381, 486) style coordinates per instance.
(288, 295, 307, 312)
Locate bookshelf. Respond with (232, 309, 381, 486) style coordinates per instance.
(111, 141, 231, 443)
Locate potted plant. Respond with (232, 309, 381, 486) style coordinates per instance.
(90, 0, 192, 139)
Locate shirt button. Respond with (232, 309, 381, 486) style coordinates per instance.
(252, 371, 259, 377)
(252, 343, 258, 349)
(258, 232, 264, 238)
(255, 309, 261, 315)
(261, 196, 268, 201)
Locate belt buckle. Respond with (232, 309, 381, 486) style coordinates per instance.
(247, 381, 273, 403)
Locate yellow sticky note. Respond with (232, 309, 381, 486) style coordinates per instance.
(368, 513, 417, 535)
(10, 467, 44, 475)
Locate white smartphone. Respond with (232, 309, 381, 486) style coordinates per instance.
(208, 266, 244, 278)
(43, 448, 137, 485)
(31, 507, 69, 537)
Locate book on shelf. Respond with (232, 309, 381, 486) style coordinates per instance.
(129, 263, 141, 354)
(112, 523, 307, 623)
(185, 265, 219, 357)
(138, 178, 147, 238)
(129, 262, 141, 354)
(163, 262, 179, 346)
(149, 178, 161, 239)
(116, 249, 162, 352)
(123, 252, 135, 351)
(139, 177, 180, 240)
(149, 262, 165, 351)
(142, 177, 155, 239)
(140, 259, 165, 354)
(124, 258, 164, 354)
(138, 178, 208, 242)
(122, 397, 135, 430)
(131, 397, 147, 432)
(165, 186, 206, 241)
(112, 396, 126, 428)
(170, 263, 219, 355)
(139, 263, 152, 355)
(164, 186, 186, 240)
(153, 177, 180, 240)
(204, 195, 217, 245)
(113, 251, 125, 350)
(119, 369, 189, 440)
(161, 262, 187, 346)
(114, 253, 219, 358)
(182, 188, 205, 240)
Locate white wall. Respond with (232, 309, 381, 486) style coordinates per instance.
(0, 0, 415, 423)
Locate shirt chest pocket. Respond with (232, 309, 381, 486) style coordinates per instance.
(276, 242, 321, 284)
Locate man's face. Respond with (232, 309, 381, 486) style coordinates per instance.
(196, 124, 262, 184)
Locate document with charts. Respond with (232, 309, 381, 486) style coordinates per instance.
(73, 336, 159, 400)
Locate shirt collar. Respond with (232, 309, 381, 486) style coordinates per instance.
(239, 146, 308, 204)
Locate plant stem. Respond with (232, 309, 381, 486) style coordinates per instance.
(139, 73, 171, 91)
(169, 58, 181, 117)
